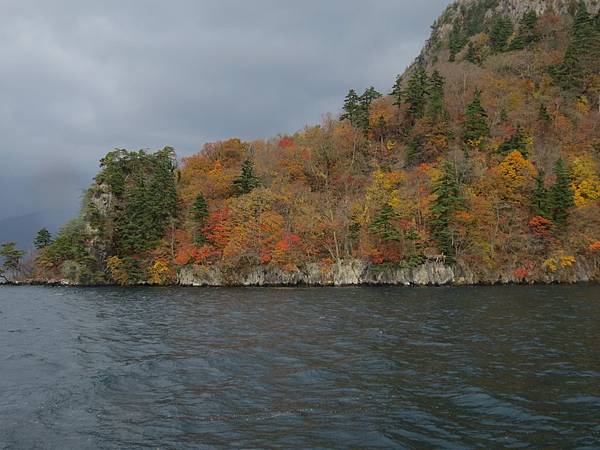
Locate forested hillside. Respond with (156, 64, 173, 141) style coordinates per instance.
(23, 0, 600, 285)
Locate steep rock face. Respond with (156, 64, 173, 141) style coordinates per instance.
(176, 257, 600, 286)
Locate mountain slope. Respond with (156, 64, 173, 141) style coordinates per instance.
(30, 0, 600, 285)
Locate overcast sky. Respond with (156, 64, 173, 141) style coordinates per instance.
(0, 0, 450, 220)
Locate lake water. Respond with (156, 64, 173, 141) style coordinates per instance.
(1, 285, 599, 449)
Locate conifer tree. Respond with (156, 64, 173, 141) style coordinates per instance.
(404, 64, 429, 121)
(34, 228, 53, 250)
(538, 104, 551, 122)
(234, 159, 261, 195)
(448, 23, 467, 62)
(489, 16, 513, 53)
(531, 170, 549, 218)
(427, 70, 447, 121)
(340, 89, 361, 126)
(549, 158, 574, 227)
(191, 193, 209, 244)
(498, 125, 528, 156)
(462, 90, 489, 143)
(391, 74, 403, 106)
(430, 162, 463, 257)
(370, 204, 401, 242)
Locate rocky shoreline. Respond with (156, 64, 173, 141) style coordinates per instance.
(5, 258, 600, 287)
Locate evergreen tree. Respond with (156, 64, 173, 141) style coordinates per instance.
(498, 125, 528, 156)
(404, 64, 429, 121)
(0, 242, 25, 282)
(549, 158, 574, 226)
(531, 170, 549, 218)
(462, 90, 490, 143)
(489, 16, 513, 53)
(369, 204, 401, 241)
(430, 162, 463, 257)
(550, 2, 600, 93)
(465, 42, 482, 65)
(538, 104, 551, 122)
(234, 159, 261, 195)
(191, 193, 209, 245)
(391, 74, 403, 106)
(34, 228, 53, 250)
(449, 23, 467, 61)
(427, 70, 447, 121)
(340, 89, 361, 126)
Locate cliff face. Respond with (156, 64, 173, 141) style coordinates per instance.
(177, 257, 600, 286)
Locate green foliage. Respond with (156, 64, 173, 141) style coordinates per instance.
(489, 16, 514, 53)
(549, 158, 575, 226)
(462, 90, 490, 143)
(550, 2, 600, 94)
(391, 74, 403, 106)
(449, 23, 468, 61)
(192, 193, 209, 244)
(430, 162, 463, 257)
(531, 170, 549, 218)
(538, 104, 551, 122)
(0, 242, 25, 282)
(369, 204, 401, 241)
(427, 70, 447, 121)
(509, 10, 540, 50)
(497, 125, 528, 156)
(112, 148, 179, 255)
(234, 159, 261, 195)
(340, 86, 381, 133)
(34, 228, 53, 250)
(405, 64, 429, 121)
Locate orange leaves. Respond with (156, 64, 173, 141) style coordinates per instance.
(514, 266, 529, 280)
(528, 215, 554, 240)
(588, 241, 600, 252)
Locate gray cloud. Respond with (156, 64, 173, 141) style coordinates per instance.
(0, 0, 450, 220)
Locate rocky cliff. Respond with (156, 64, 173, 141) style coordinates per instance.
(177, 257, 600, 286)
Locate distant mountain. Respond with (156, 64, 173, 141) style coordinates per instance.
(0, 209, 76, 250)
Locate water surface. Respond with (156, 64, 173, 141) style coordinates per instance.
(1, 285, 599, 448)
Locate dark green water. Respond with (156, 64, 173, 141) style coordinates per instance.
(1, 285, 599, 449)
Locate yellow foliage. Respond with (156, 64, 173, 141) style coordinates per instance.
(495, 151, 536, 193)
(107, 256, 129, 286)
(148, 259, 172, 285)
(543, 255, 576, 273)
(559, 255, 575, 268)
(570, 157, 600, 206)
(542, 258, 558, 273)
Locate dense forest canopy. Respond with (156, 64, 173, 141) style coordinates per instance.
(5, 0, 599, 285)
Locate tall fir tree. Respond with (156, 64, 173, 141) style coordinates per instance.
(340, 89, 361, 126)
(462, 90, 490, 143)
(489, 16, 513, 53)
(391, 74, 403, 106)
(404, 64, 429, 121)
(531, 170, 549, 218)
(34, 228, 53, 250)
(427, 70, 447, 122)
(191, 193, 209, 245)
(370, 204, 401, 242)
(430, 162, 463, 257)
(234, 159, 261, 195)
(549, 158, 574, 227)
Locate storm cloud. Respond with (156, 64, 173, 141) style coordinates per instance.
(0, 0, 450, 221)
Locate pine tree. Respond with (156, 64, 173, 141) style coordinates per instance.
(550, 2, 600, 93)
(427, 70, 447, 121)
(233, 159, 261, 195)
(462, 90, 490, 143)
(549, 158, 574, 227)
(369, 204, 401, 242)
(405, 64, 429, 121)
(449, 23, 467, 62)
(498, 125, 528, 156)
(34, 228, 53, 250)
(191, 193, 209, 245)
(538, 104, 551, 122)
(489, 16, 513, 53)
(0, 242, 25, 282)
(340, 89, 361, 125)
(391, 74, 403, 106)
(509, 10, 539, 50)
(531, 170, 549, 218)
(465, 42, 482, 65)
(430, 162, 463, 257)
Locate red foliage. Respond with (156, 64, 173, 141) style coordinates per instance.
(278, 137, 295, 149)
(528, 216, 554, 239)
(514, 267, 529, 280)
